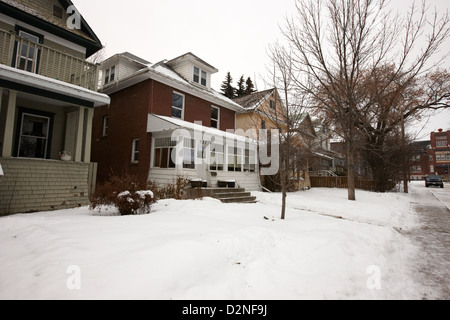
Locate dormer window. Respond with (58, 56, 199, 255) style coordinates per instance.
(104, 66, 115, 85)
(193, 66, 207, 86)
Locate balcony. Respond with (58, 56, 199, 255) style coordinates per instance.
(0, 28, 99, 91)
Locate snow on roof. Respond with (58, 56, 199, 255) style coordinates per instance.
(148, 114, 257, 144)
(149, 62, 244, 112)
(232, 89, 275, 111)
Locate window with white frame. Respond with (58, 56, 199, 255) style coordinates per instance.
(172, 92, 184, 119)
(183, 138, 196, 169)
(244, 143, 257, 172)
(154, 137, 176, 169)
(102, 115, 109, 137)
(104, 65, 115, 85)
(132, 139, 140, 163)
(16, 30, 40, 73)
(210, 139, 224, 171)
(193, 66, 207, 86)
(228, 144, 243, 172)
(211, 106, 220, 129)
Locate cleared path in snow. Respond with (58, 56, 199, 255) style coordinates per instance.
(403, 182, 450, 300)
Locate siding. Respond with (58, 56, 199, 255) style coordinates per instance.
(0, 158, 97, 215)
(148, 168, 261, 191)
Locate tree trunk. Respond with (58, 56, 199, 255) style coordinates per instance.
(347, 139, 356, 201)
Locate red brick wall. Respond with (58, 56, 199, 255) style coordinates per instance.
(92, 80, 153, 182)
(149, 81, 235, 130)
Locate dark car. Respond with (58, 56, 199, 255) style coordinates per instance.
(425, 174, 444, 188)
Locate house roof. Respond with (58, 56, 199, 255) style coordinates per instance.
(166, 52, 218, 74)
(232, 89, 275, 111)
(0, 0, 103, 57)
(100, 53, 244, 113)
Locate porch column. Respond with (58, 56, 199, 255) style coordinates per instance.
(2, 90, 17, 157)
(74, 107, 85, 162)
(83, 108, 94, 163)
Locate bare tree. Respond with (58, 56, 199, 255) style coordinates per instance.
(279, 0, 450, 200)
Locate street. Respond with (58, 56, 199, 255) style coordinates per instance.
(403, 182, 450, 299)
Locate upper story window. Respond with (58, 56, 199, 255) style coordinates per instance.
(15, 30, 41, 73)
(172, 92, 185, 119)
(269, 100, 276, 110)
(436, 140, 448, 148)
(104, 66, 116, 85)
(53, 5, 63, 19)
(211, 106, 220, 129)
(193, 66, 207, 86)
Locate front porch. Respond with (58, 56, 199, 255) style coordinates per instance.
(0, 66, 109, 215)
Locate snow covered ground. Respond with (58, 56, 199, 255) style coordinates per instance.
(0, 184, 430, 300)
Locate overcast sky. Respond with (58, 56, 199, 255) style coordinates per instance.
(73, 0, 450, 139)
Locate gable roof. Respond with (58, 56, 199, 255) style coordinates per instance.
(166, 52, 218, 74)
(232, 88, 275, 112)
(0, 0, 103, 57)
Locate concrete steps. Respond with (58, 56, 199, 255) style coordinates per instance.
(209, 188, 257, 204)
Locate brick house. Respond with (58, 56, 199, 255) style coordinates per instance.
(428, 129, 450, 179)
(92, 52, 260, 191)
(0, 0, 109, 215)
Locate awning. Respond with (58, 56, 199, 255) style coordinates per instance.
(147, 114, 257, 144)
(0, 64, 110, 108)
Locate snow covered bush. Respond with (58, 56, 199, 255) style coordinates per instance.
(90, 172, 156, 215)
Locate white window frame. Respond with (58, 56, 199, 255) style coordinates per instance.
(211, 106, 220, 129)
(172, 91, 185, 120)
(193, 66, 207, 86)
(102, 115, 109, 137)
(131, 138, 140, 163)
(104, 65, 116, 85)
(17, 112, 50, 159)
(153, 137, 176, 169)
(16, 30, 40, 74)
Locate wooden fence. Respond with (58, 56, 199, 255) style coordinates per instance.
(310, 176, 396, 191)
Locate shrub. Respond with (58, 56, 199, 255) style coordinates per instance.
(90, 172, 155, 215)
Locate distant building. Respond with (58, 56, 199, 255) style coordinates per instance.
(428, 129, 450, 178)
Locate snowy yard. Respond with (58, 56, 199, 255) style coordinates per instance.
(0, 184, 430, 300)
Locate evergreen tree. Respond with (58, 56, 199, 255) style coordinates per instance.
(245, 77, 256, 95)
(220, 72, 236, 99)
(236, 75, 246, 97)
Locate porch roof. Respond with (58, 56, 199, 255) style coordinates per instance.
(0, 64, 110, 108)
(147, 114, 257, 145)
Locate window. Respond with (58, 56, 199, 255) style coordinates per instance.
(193, 66, 207, 86)
(183, 138, 195, 169)
(132, 139, 140, 163)
(228, 145, 242, 172)
(154, 137, 176, 169)
(244, 143, 257, 172)
(15, 30, 40, 73)
(104, 66, 115, 85)
(102, 116, 109, 137)
(211, 106, 220, 129)
(436, 154, 441, 160)
(172, 92, 184, 119)
(447, 154, 450, 160)
(210, 139, 224, 171)
(53, 5, 63, 19)
(269, 100, 276, 110)
(430, 165, 434, 173)
(429, 155, 434, 161)
(17, 111, 53, 159)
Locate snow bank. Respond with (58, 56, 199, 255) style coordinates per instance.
(0, 188, 422, 300)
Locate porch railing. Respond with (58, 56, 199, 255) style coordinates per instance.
(0, 28, 99, 91)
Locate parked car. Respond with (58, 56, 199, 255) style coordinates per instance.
(425, 174, 444, 188)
